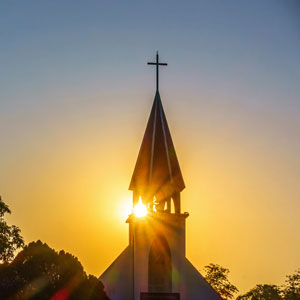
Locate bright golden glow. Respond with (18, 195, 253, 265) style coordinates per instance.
(133, 197, 147, 217)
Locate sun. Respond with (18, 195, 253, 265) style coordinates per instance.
(133, 197, 147, 217)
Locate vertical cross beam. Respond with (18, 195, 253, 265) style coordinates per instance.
(148, 51, 168, 92)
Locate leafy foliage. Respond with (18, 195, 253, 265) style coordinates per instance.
(0, 241, 109, 300)
(203, 263, 238, 299)
(236, 284, 282, 300)
(282, 269, 300, 300)
(0, 196, 24, 263)
(236, 269, 300, 300)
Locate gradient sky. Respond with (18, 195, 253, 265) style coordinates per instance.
(1, 0, 300, 294)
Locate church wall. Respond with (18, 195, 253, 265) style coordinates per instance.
(184, 258, 222, 300)
(99, 246, 132, 300)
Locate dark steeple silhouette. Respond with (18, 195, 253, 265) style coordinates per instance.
(129, 90, 185, 213)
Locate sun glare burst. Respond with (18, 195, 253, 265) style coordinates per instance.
(133, 197, 147, 217)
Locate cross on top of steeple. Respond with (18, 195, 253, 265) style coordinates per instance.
(147, 51, 168, 92)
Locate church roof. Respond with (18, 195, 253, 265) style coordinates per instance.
(129, 91, 185, 197)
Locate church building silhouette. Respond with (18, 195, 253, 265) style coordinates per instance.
(99, 53, 222, 300)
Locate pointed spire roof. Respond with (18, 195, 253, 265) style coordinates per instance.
(129, 91, 185, 198)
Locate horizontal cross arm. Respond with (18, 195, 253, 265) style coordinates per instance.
(147, 62, 168, 66)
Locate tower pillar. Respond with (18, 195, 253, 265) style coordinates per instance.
(127, 212, 189, 300)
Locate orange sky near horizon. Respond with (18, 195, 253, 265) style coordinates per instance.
(2, 87, 300, 294)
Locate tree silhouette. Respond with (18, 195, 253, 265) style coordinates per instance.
(0, 196, 24, 263)
(236, 284, 282, 300)
(282, 269, 300, 300)
(203, 263, 238, 300)
(0, 241, 109, 300)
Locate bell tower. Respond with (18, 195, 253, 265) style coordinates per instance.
(127, 52, 189, 300)
(129, 90, 185, 214)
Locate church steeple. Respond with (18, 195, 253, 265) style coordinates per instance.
(129, 90, 185, 213)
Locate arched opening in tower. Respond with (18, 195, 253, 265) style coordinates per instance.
(148, 233, 172, 292)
